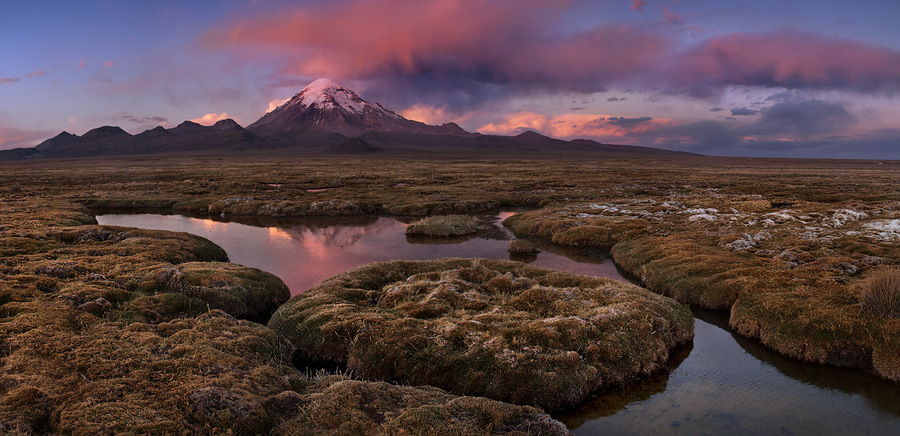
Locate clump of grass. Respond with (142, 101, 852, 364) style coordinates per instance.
(508, 239, 539, 254)
(859, 268, 900, 318)
(405, 214, 480, 237)
(269, 258, 693, 411)
(274, 378, 569, 435)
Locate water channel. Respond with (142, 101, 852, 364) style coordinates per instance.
(96, 212, 900, 435)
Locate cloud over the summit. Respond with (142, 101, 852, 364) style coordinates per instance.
(207, 0, 669, 101)
(208, 1, 900, 106)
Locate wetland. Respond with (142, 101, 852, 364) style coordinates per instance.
(98, 211, 900, 434)
(3, 155, 900, 434)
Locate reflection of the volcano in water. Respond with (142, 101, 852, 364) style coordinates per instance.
(95, 212, 625, 295)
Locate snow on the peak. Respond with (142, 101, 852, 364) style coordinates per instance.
(305, 78, 339, 92)
(291, 78, 396, 118)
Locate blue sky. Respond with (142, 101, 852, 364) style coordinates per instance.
(2, 0, 900, 158)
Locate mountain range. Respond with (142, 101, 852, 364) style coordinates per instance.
(0, 79, 689, 160)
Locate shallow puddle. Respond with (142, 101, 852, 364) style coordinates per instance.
(96, 212, 900, 434)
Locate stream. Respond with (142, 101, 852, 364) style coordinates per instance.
(96, 212, 900, 435)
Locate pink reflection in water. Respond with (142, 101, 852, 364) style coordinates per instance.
(97, 213, 622, 294)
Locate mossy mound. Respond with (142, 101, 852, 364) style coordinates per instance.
(276, 376, 568, 435)
(508, 239, 539, 254)
(0, 200, 570, 434)
(176, 262, 290, 321)
(505, 200, 900, 381)
(611, 236, 762, 309)
(269, 258, 693, 411)
(405, 214, 481, 237)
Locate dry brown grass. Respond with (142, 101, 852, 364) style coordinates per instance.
(405, 214, 480, 237)
(508, 239, 539, 254)
(0, 199, 568, 433)
(269, 258, 693, 411)
(859, 268, 900, 318)
(5, 154, 900, 428)
(504, 194, 900, 381)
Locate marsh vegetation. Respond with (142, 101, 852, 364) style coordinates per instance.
(3, 154, 900, 433)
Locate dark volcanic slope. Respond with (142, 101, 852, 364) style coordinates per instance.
(248, 79, 452, 137)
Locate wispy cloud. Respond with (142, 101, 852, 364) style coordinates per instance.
(630, 0, 646, 13)
(27, 69, 47, 78)
(730, 108, 758, 116)
(122, 115, 168, 125)
(478, 111, 674, 139)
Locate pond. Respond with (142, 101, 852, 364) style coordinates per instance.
(96, 212, 900, 435)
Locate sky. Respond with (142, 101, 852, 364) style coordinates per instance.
(2, 0, 900, 159)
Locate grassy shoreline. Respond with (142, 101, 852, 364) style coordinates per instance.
(4, 154, 900, 431)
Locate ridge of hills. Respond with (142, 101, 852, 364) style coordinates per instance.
(0, 79, 691, 160)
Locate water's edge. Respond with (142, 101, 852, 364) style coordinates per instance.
(96, 212, 900, 435)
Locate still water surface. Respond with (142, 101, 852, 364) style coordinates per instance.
(97, 212, 900, 435)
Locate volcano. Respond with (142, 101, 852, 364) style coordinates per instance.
(248, 79, 456, 137)
(2, 79, 692, 160)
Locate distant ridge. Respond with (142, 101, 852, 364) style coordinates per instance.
(1, 79, 693, 160)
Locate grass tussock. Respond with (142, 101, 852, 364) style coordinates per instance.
(269, 258, 693, 411)
(405, 214, 480, 237)
(0, 199, 569, 433)
(8, 154, 900, 423)
(859, 268, 900, 318)
(506, 196, 900, 381)
(508, 239, 539, 254)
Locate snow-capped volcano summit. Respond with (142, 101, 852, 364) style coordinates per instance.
(248, 79, 443, 136)
(292, 78, 390, 115)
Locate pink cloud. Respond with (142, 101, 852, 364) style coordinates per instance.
(0, 123, 55, 150)
(669, 32, 900, 95)
(0, 77, 18, 84)
(478, 111, 675, 140)
(27, 69, 47, 78)
(206, 0, 668, 89)
(266, 98, 289, 113)
(399, 104, 450, 125)
(190, 112, 231, 125)
(104, 60, 115, 67)
(631, 0, 646, 13)
(662, 7, 682, 25)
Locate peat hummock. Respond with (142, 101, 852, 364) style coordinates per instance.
(268, 258, 694, 411)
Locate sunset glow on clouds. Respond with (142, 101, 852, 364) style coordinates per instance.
(2, 0, 900, 158)
(478, 112, 675, 140)
(190, 112, 232, 125)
